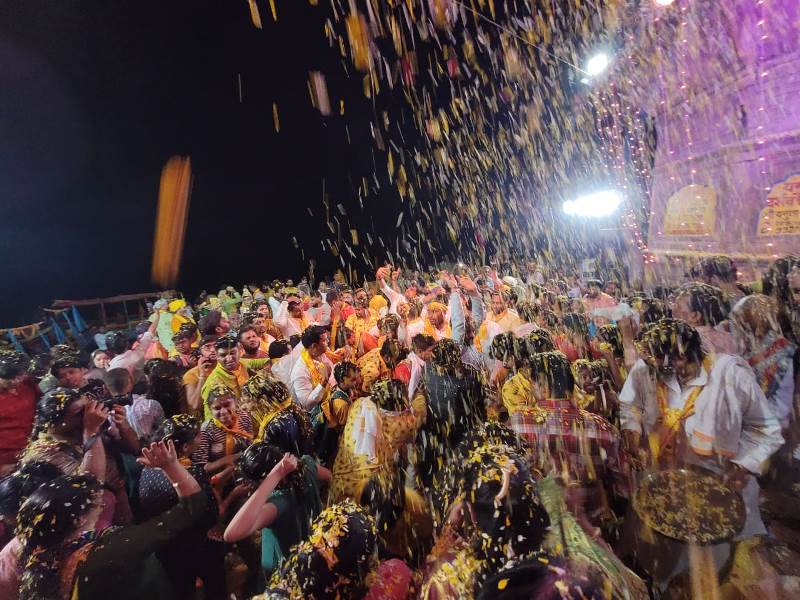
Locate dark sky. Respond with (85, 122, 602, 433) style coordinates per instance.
(0, 0, 402, 327)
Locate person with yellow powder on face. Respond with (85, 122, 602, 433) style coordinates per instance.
(200, 334, 269, 420)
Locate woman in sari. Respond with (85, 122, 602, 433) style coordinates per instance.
(16, 441, 207, 600)
(225, 440, 329, 579)
(419, 442, 549, 600)
(329, 378, 425, 503)
(730, 294, 797, 430)
(263, 500, 378, 599)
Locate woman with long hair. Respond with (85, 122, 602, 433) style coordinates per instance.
(419, 443, 549, 599)
(224, 439, 330, 579)
(264, 500, 378, 599)
(138, 415, 224, 599)
(16, 440, 206, 600)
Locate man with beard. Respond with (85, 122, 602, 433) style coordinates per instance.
(274, 294, 313, 338)
(416, 338, 486, 494)
(619, 318, 782, 589)
(344, 288, 378, 354)
(238, 325, 268, 359)
(582, 279, 617, 328)
(200, 334, 269, 419)
(473, 290, 522, 351)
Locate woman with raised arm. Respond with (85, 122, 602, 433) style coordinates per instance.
(16, 440, 206, 600)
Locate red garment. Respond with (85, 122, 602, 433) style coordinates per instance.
(0, 378, 39, 467)
(509, 398, 621, 486)
(554, 335, 602, 363)
(365, 559, 413, 600)
(392, 362, 411, 386)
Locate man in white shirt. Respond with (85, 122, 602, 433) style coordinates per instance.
(273, 295, 314, 338)
(289, 325, 334, 411)
(107, 312, 159, 383)
(405, 333, 436, 399)
(619, 318, 783, 587)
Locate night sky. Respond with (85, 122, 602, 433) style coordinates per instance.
(0, 0, 405, 326)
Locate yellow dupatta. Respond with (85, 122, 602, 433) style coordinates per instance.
(423, 319, 451, 340)
(212, 411, 253, 456)
(650, 355, 714, 461)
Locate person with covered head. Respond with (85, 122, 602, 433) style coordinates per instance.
(417, 339, 486, 494)
(730, 294, 797, 432)
(423, 299, 452, 341)
(762, 254, 800, 345)
(225, 438, 330, 579)
(50, 349, 90, 390)
(0, 351, 39, 477)
(21, 385, 142, 528)
(554, 312, 596, 362)
(672, 282, 738, 356)
(200, 333, 269, 419)
(419, 442, 549, 600)
(20, 387, 108, 480)
(477, 478, 647, 599)
(240, 373, 294, 440)
(343, 288, 379, 353)
(16, 440, 207, 600)
(138, 414, 224, 599)
(619, 318, 784, 587)
(571, 358, 619, 424)
(0, 461, 63, 597)
(509, 351, 623, 527)
(329, 378, 425, 504)
(261, 500, 378, 599)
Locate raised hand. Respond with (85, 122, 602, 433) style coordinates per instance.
(272, 453, 299, 479)
(138, 440, 179, 470)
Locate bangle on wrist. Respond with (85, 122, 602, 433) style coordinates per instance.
(82, 433, 100, 453)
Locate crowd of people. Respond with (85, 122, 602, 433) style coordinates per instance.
(0, 254, 798, 599)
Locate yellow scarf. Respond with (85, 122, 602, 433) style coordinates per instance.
(423, 319, 451, 339)
(301, 349, 327, 387)
(650, 356, 713, 461)
(212, 411, 253, 456)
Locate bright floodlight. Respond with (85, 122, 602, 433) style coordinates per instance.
(562, 190, 622, 218)
(655, 0, 675, 5)
(585, 53, 610, 76)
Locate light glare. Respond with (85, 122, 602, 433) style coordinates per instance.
(655, 0, 675, 5)
(563, 190, 622, 218)
(585, 53, 609, 76)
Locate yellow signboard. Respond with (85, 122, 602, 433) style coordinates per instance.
(663, 184, 716, 236)
(757, 174, 800, 236)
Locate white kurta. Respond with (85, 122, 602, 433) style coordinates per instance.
(619, 354, 784, 538)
